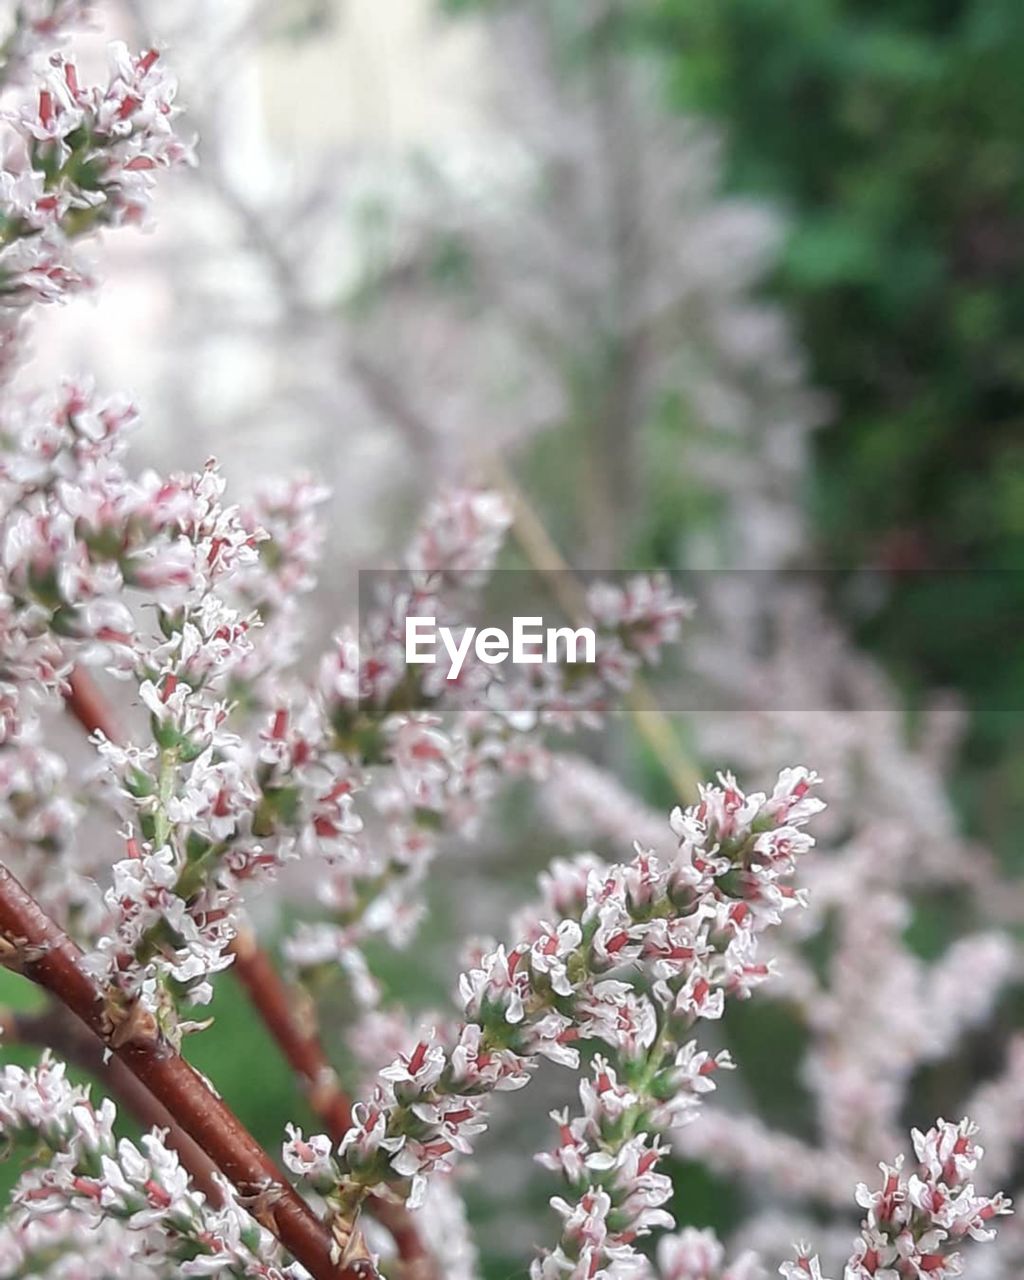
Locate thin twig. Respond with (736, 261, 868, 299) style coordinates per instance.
(484, 454, 702, 803)
(65, 667, 124, 742)
(230, 929, 437, 1279)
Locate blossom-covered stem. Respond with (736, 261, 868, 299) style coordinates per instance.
(1, 1003, 224, 1204)
(311, 767, 822, 1257)
(61, 668, 429, 1270)
(231, 928, 438, 1278)
(0, 862, 372, 1280)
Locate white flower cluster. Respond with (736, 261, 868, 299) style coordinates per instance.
(526, 770, 823, 1278)
(0, 38, 192, 311)
(783, 1119, 1012, 1280)
(0, 1055, 288, 1278)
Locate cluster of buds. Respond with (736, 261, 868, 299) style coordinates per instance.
(0, 5, 94, 87)
(784, 1119, 1012, 1280)
(1, 385, 142, 692)
(525, 768, 823, 1277)
(0, 381, 257, 687)
(0, 36, 192, 310)
(0, 1055, 285, 1278)
(656, 1228, 763, 1279)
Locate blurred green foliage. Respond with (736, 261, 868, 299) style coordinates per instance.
(640, 0, 1024, 853)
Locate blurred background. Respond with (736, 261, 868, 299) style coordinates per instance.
(8, 1, 1024, 1275)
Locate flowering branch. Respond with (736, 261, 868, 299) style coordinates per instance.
(62, 666, 437, 1274)
(283, 767, 823, 1268)
(1, 1002, 224, 1205)
(0, 860, 370, 1280)
(526, 768, 824, 1276)
(0, 38, 192, 316)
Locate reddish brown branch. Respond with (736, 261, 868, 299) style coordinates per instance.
(231, 927, 353, 1135)
(0, 862, 371, 1280)
(64, 667, 124, 742)
(3, 1004, 224, 1204)
(231, 929, 437, 1278)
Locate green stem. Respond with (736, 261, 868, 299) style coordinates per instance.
(153, 745, 179, 848)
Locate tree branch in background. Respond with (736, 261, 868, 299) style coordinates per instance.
(65, 666, 125, 742)
(230, 928, 437, 1279)
(485, 454, 702, 802)
(229, 927, 352, 1137)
